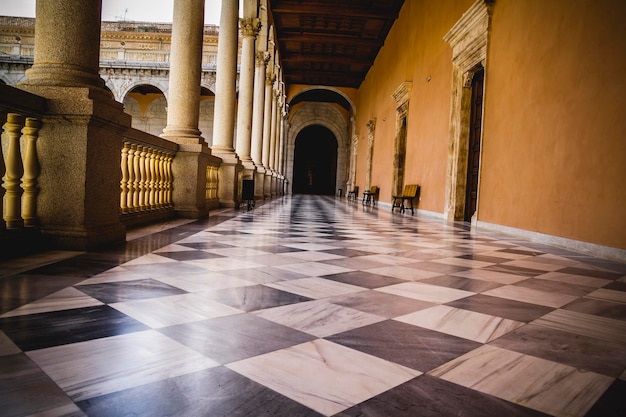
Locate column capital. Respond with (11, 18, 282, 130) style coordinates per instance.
(256, 51, 271, 67)
(240, 18, 262, 38)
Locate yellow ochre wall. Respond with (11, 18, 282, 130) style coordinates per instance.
(356, 0, 473, 211)
(354, 0, 626, 250)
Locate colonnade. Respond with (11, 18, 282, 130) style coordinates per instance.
(6, 0, 287, 250)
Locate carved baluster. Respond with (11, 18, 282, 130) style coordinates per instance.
(157, 152, 165, 207)
(130, 144, 140, 211)
(165, 153, 173, 205)
(21, 117, 41, 227)
(138, 146, 146, 211)
(148, 150, 156, 209)
(0, 112, 7, 230)
(3, 114, 25, 228)
(120, 142, 130, 213)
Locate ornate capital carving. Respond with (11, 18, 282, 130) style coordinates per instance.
(392, 81, 412, 109)
(240, 18, 262, 38)
(366, 118, 377, 133)
(256, 51, 270, 66)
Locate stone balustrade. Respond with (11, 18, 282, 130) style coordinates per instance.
(0, 84, 46, 233)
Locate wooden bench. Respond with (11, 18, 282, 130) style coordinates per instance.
(391, 184, 420, 214)
(362, 186, 379, 206)
(346, 185, 359, 201)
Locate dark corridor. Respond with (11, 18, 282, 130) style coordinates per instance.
(292, 125, 338, 195)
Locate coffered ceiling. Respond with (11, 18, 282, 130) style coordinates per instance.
(269, 0, 406, 89)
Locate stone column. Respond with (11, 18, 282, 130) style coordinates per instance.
(19, 0, 131, 250)
(268, 84, 278, 196)
(212, 0, 242, 207)
(161, 0, 215, 218)
(252, 51, 269, 200)
(262, 72, 274, 198)
(235, 17, 261, 178)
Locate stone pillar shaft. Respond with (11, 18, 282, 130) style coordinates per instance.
(212, 0, 239, 152)
(162, 0, 205, 143)
(235, 18, 261, 169)
(251, 52, 268, 168)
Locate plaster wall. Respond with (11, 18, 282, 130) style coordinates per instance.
(356, 0, 625, 249)
(481, 0, 626, 248)
(356, 0, 473, 206)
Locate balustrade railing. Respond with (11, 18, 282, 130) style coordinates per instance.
(0, 84, 46, 232)
(120, 128, 177, 226)
(206, 164, 219, 201)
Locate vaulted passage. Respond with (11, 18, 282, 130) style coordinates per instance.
(292, 125, 338, 195)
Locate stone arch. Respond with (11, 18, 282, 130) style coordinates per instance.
(290, 86, 356, 114)
(286, 102, 349, 195)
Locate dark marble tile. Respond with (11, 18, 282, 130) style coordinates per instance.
(484, 264, 545, 278)
(219, 266, 308, 283)
(202, 285, 312, 312)
(445, 294, 554, 323)
(321, 249, 374, 258)
(337, 374, 550, 417)
(327, 320, 482, 372)
(0, 274, 85, 315)
(77, 279, 187, 303)
(404, 261, 469, 274)
(329, 290, 436, 319)
(584, 379, 626, 417)
(562, 298, 626, 321)
(419, 275, 503, 293)
(160, 314, 314, 363)
(156, 250, 225, 261)
(177, 241, 237, 250)
(498, 248, 545, 256)
(0, 305, 148, 351)
(459, 254, 515, 263)
(513, 277, 596, 297)
(121, 261, 211, 277)
(323, 271, 405, 289)
(248, 245, 305, 254)
(604, 281, 626, 292)
(490, 324, 626, 377)
(558, 266, 624, 280)
(25, 254, 122, 278)
(0, 353, 79, 417)
(77, 366, 323, 417)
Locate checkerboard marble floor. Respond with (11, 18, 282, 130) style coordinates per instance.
(1, 195, 625, 417)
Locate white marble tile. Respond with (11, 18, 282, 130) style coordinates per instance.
(396, 305, 524, 343)
(483, 285, 578, 308)
(585, 288, 626, 304)
(432, 257, 495, 269)
(153, 243, 198, 253)
(265, 277, 365, 299)
(280, 243, 340, 251)
(122, 253, 178, 266)
(186, 257, 266, 271)
(532, 309, 626, 344)
(355, 254, 419, 266)
(274, 261, 353, 277)
(254, 300, 384, 337)
(0, 331, 21, 355)
(451, 268, 527, 285)
(365, 265, 441, 281)
(501, 259, 566, 272)
(376, 282, 474, 303)
(75, 267, 152, 285)
(535, 271, 611, 288)
(27, 330, 219, 401)
(110, 293, 242, 328)
(481, 250, 533, 260)
(154, 271, 255, 292)
(0, 287, 103, 318)
(350, 245, 400, 254)
(429, 345, 613, 417)
(234, 253, 302, 266)
(282, 251, 345, 262)
(228, 339, 421, 416)
(204, 247, 271, 257)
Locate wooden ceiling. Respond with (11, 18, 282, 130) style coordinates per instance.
(269, 0, 406, 89)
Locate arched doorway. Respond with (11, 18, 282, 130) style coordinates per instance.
(292, 125, 338, 195)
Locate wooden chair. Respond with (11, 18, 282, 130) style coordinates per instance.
(346, 185, 359, 201)
(362, 186, 379, 206)
(391, 184, 420, 214)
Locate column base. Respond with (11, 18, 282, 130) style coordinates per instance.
(213, 150, 243, 208)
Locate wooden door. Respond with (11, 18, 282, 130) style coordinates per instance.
(464, 68, 484, 222)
